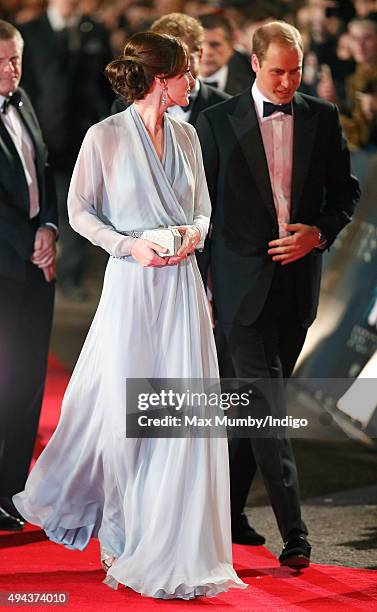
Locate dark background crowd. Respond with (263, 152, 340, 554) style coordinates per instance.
(2, 0, 376, 152)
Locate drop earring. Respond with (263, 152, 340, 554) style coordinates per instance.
(161, 81, 168, 105)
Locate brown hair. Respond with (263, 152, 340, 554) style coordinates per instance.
(151, 13, 204, 51)
(0, 19, 23, 47)
(105, 31, 188, 102)
(252, 21, 303, 64)
(199, 13, 233, 43)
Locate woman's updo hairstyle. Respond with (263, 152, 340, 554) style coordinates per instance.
(106, 31, 188, 102)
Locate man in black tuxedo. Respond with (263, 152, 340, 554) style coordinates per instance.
(0, 20, 58, 530)
(196, 21, 360, 567)
(199, 12, 254, 95)
(19, 0, 113, 300)
(111, 12, 230, 288)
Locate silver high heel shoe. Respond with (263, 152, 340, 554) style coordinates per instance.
(100, 547, 117, 572)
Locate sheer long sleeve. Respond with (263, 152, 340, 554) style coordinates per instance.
(67, 127, 136, 257)
(192, 129, 211, 250)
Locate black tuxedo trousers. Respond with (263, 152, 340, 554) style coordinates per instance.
(0, 263, 54, 498)
(217, 265, 308, 540)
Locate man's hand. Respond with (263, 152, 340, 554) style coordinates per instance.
(356, 92, 377, 121)
(31, 227, 57, 270)
(317, 64, 338, 104)
(268, 223, 321, 265)
(42, 261, 56, 282)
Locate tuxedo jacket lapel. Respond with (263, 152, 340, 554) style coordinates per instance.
(0, 90, 46, 215)
(189, 87, 207, 126)
(0, 115, 29, 213)
(291, 92, 320, 220)
(18, 97, 45, 194)
(229, 91, 277, 225)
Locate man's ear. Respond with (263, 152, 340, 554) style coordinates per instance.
(251, 54, 259, 74)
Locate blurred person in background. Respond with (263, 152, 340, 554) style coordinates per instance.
(19, 0, 113, 301)
(80, 0, 107, 21)
(152, 0, 185, 18)
(317, 17, 377, 166)
(112, 12, 230, 288)
(354, 0, 377, 18)
(229, 2, 279, 57)
(184, 0, 217, 17)
(340, 17, 377, 151)
(0, 0, 22, 21)
(13, 0, 46, 24)
(297, 1, 356, 99)
(0, 19, 57, 530)
(107, 1, 153, 56)
(199, 12, 254, 94)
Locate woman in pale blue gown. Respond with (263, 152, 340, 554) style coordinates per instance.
(13, 32, 247, 599)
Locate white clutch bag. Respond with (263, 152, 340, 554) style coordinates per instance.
(123, 227, 182, 257)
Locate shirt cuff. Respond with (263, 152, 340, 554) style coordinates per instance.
(313, 226, 327, 251)
(41, 222, 59, 239)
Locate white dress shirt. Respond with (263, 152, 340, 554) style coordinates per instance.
(252, 82, 293, 238)
(47, 6, 79, 31)
(0, 94, 40, 218)
(199, 64, 228, 92)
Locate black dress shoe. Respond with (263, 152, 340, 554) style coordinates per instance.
(0, 496, 24, 521)
(279, 535, 311, 568)
(232, 514, 266, 545)
(0, 506, 25, 531)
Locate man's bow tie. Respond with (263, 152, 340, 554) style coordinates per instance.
(263, 101, 292, 118)
(1, 91, 23, 114)
(181, 96, 194, 112)
(203, 80, 219, 90)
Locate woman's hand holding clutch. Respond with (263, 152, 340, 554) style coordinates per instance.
(166, 226, 201, 266)
(131, 239, 168, 267)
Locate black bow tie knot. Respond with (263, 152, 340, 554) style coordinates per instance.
(181, 96, 194, 112)
(203, 80, 219, 90)
(263, 101, 292, 118)
(1, 91, 23, 114)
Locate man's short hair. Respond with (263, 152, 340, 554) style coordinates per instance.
(348, 17, 377, 34)
(151, 13, 204, 51)
(252, 21, 303, 63)
(199, 13, 233, 43)
(0, 19, 23, 47)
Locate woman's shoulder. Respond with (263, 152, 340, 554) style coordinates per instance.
(85, 109, 131, 141)
(166, 114, 198, 145)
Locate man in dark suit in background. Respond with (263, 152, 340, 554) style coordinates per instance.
(198, 12, 254, 95)
(196, 21, 360, 567)
(19, 0, 113, 300)
(0, 20, 58, 530)
(111, 12, 230, 288)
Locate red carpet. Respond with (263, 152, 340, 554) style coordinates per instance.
(1, 356, 376, 611)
